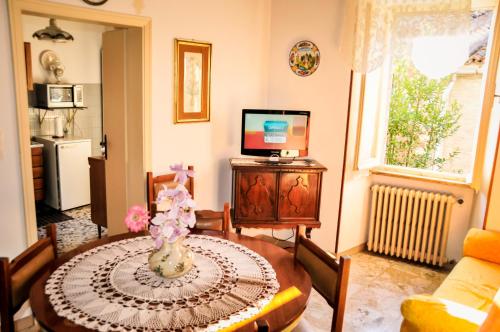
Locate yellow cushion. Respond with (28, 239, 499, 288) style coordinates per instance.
(463, 228, 500, 265)
(401, 294, 487, 332)
(433, 257, 500, 312)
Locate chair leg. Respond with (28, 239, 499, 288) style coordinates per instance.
(254, 319, 269, 332)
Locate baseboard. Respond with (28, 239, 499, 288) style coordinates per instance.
(338, 242, 367, 256)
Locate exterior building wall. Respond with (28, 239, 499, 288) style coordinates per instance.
(442, 73, 484, 174)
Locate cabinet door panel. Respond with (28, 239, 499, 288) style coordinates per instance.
(279, 172, 319, 220)
(235, 172, 276, 220)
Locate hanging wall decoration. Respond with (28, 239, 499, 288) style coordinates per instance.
(174, 39, 212, 123)
(289, 40, 320, 77)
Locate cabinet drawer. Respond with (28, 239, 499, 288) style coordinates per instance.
(32, 155, 43, 167)
(278, 172, 319, 220)
(33, 178, 44, 190)
(31, 147, 42, 156)
(32, 166, 43, 179)
(234, 171, 277, 220)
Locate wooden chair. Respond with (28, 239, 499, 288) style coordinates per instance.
(294, 226, 351, 332)
(146, 166, 194, 217)
(0, 224, 57, 332)
(194, 202, 231, 233)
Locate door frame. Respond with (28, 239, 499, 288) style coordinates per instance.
(8, 0, 152, 245)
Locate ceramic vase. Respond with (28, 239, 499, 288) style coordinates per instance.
(148, 237, 193, 278)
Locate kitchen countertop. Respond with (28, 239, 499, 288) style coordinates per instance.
(31, 141, 43, 148)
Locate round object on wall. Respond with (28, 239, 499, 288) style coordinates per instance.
(289, 40, 320, 77)
(82, 0, 108, 5)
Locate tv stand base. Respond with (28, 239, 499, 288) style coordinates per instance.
(230, 157, 327, 242)
(235, 227, 312, 239)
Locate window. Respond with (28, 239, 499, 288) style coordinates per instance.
(354, 9, 497, 186)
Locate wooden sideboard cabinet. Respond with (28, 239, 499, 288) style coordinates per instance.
(230, 158, 327, 237)
(89, 156, 107, 238)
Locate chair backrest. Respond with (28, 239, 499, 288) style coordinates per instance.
(0, 224, 57, 332)
(146, 166, 194, 217)
(294, 226, 351, 332)
(194, 202, 231, 233)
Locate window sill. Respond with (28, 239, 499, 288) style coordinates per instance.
(370, 168, 473, 188)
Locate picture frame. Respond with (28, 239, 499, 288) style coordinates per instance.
(174, 39, 212, 123)
(24, 42, 33, 91)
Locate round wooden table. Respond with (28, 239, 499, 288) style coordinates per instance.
(30, 230, 312, 331)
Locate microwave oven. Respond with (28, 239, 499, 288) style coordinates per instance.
(34, 84, 84, 108)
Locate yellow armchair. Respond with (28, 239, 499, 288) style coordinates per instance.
(479, 290, 500, 332)
(401, 228, 500, 332)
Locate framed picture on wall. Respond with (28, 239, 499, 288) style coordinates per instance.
(174, 39, 212, 123)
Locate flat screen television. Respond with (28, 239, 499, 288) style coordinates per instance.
(241, 109, 310, 157)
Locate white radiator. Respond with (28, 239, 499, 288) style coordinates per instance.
(367, 185, 456, 266)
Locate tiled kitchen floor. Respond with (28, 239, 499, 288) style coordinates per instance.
(37, 205, 106, 255)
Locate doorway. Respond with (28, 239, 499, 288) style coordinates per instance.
(8, 0, 151, 248)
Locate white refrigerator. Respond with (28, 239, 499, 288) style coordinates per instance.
(35, 136, 91, 211)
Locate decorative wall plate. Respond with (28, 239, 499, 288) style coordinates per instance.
(289, 40, 320, 77)
(82, 0, 108, 5)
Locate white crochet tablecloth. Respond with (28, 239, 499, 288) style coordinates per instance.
(45, 235, 280, 332)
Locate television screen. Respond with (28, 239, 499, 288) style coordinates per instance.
(241, 109, 310, 157)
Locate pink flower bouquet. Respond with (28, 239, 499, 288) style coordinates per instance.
(125, 163, 196, 249)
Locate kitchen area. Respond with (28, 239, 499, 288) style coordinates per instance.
(24, 15, 108, 252)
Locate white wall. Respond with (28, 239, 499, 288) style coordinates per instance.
(22, 15, 105, 84)
(263, 0, 355, 252)
(0, 0, 28, 259)
(146, 0, 271, 212)
(337, 74, 373, 254)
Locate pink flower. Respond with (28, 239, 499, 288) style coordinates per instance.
(124, 205, 150, 233)
(154, 237, 164, 249)
(170, 163, 194, 185)
(150, 225, 161, 239)
(167, 226, 190, 243)
(156, 184, 190, 205)
(178, 208, 196, 228)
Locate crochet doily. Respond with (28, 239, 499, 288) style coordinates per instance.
(45, 235, 279, 331)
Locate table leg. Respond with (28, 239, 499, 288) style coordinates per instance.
(98, 225, 102, 239)
(236, 228, 242, 235)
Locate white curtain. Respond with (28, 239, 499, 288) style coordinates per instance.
(352, 0, 471, 73)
